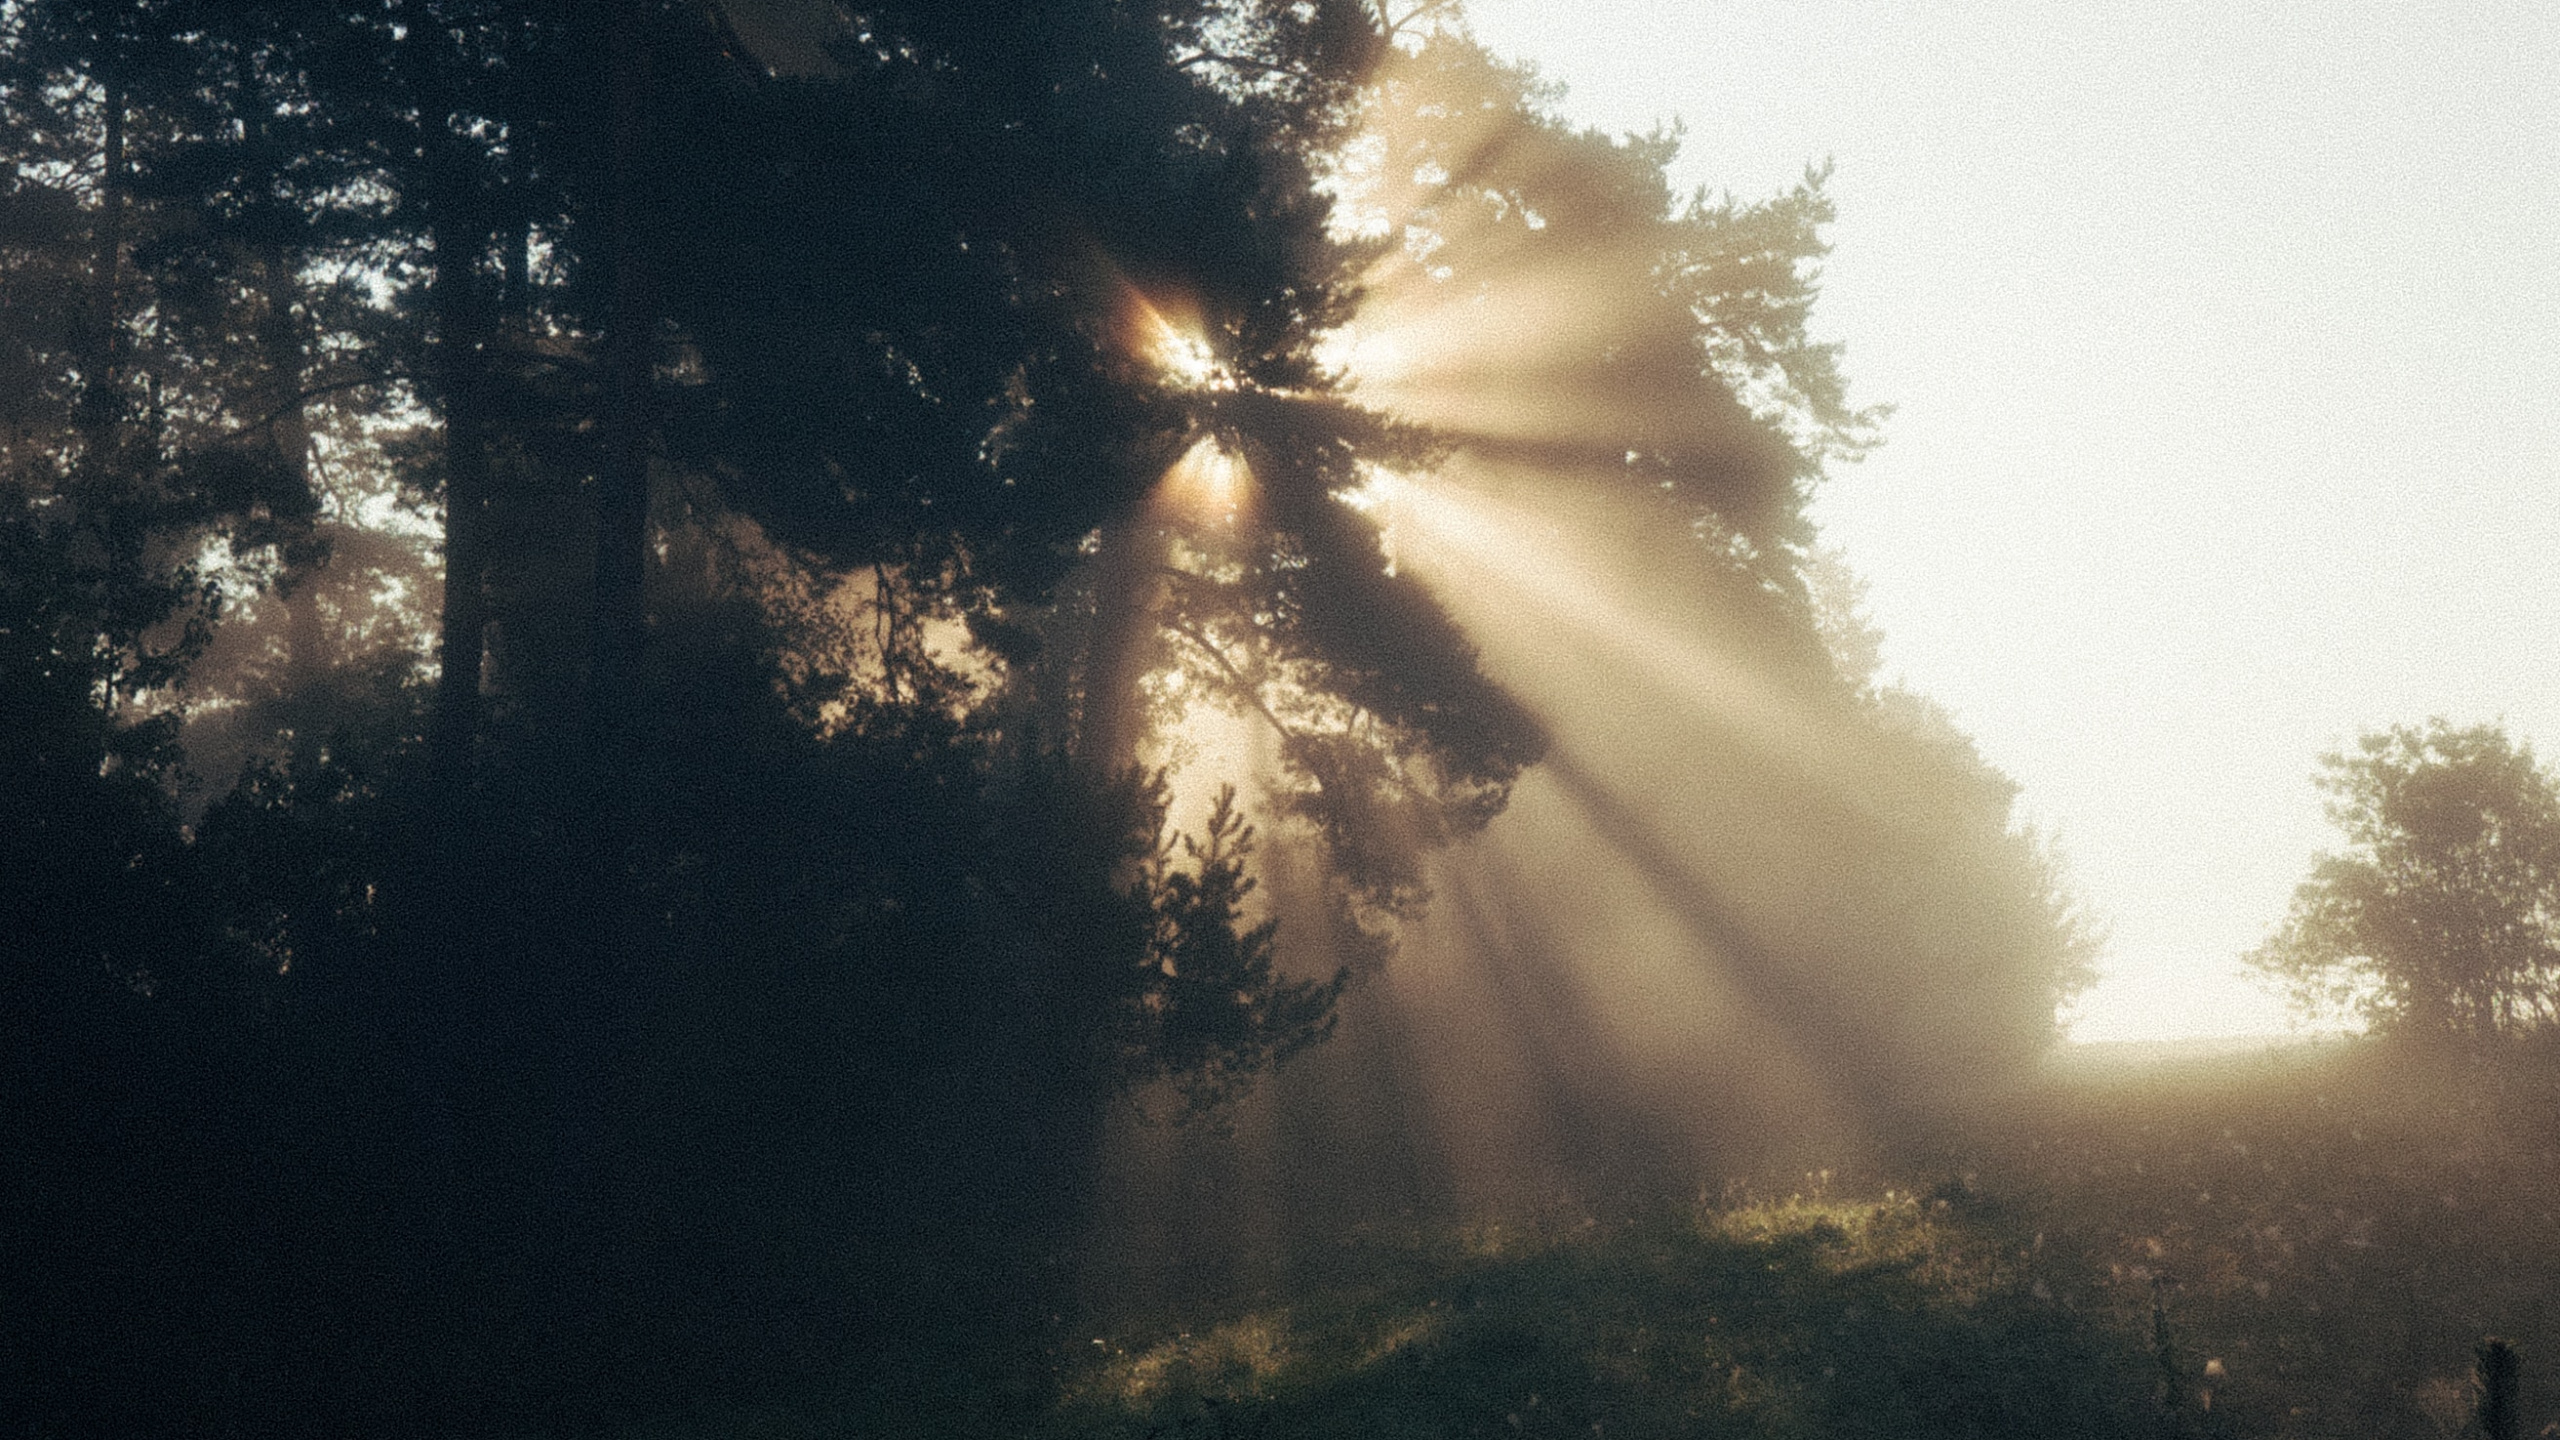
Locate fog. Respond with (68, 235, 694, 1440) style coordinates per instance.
(14, 5, 2555, 1436)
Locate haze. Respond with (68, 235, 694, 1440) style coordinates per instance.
(1468, 0, 2560, 1041)
(23, 5, 2560, 1434)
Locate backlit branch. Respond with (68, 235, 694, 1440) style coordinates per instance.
(208, 371, 398, 445)
(1162, 613, 1293, 743)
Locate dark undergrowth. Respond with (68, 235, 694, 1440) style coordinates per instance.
(615, 1036, 2560, 1439)
(658, 1192, 2168, 1440)
(1037, 1195, 2163, 1440)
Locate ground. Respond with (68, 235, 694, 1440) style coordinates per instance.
(642, 1036, 2560, 1438)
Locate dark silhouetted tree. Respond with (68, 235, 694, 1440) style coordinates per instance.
(0, 2, 2114, 1431)
(1136, 783, 1344, 1112)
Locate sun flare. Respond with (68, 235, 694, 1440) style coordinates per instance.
(1127, 291, 1235, 392)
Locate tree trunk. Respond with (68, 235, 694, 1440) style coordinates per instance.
(257, 235, 329, 773)
(587, 5, 653, 758)
(1079, 519, 1172, 779)
(2478, 1339, 2520, 1440)
(429, 203, 495, 786)
(77, 69, 124, 462)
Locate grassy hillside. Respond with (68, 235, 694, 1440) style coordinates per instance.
(635, 1037, 2560, 1438)
(1031, 1038, 2560, 1440)
(1940, 1037, 2560, 1440)
(1039, 1194, 2161, 1440)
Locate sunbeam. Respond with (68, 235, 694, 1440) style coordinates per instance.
(1153, 436, 1253, 530)
(1078, 28, 2074, 1330)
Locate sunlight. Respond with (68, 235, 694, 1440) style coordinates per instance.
(1226, 449, 2069, 1178)
(1313, 320, 1413, 391)
(1312, 52, 1732, 456)
(1122, 61, 1908, 1232)
(1361, 465, 1859, 797)
(1127, 290, 1236, 392)
(1156, 328, 1228, 391)
(1089, 454, 1907, 1239)
(1325, 253, 1682, 452)
(1153, 435, 1253, 529)
(1087, 34, 2072, 1307)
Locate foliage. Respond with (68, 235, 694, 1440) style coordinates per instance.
(2248, 720, 2560, 1039)
(0, 0, 2093, 1432)
(0, 3, 1402, 1430)
(1672, 161, 1891, 478)
(1024, 1038, 2560, 1440)
(0, 472, 212, 1003)
(953, 1039, 2560, 1440)
(1863, 684, 2108, 1039)
(1134, 783, 1346, 1114)
(1342, 37, 1879, 585)
(1804, 540, 2105, 1058)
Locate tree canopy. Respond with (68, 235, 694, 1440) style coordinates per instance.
(2249, 720, 2560, 1040)
(0, 2, 2099, 1431)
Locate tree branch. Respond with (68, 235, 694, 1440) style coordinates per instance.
(208, 371, 397, 445)
(1171, 48, 1305, 78)
(1161, 614, 1292, 743)
(1379, 0, 1459, 43)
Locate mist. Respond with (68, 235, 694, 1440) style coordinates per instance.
(8, 4, 2556, 1438)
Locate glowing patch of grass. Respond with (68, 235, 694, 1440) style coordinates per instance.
(1065, 1314, 1298, 1411)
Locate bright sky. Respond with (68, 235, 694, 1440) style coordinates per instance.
(1462, 0, 2560, 1041)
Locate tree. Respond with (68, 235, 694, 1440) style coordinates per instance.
(0, 2, 2103, 1426)
(1134, 783, 1344, 1114)
(2248, 719, 2560, 1040)
(1806, 545, 2104, 1043)
(1318, 33, 2088, 1094)
(1337, 36, 1884, 643)
(2, 5, 1410, 1427)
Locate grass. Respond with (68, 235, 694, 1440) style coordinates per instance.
(1939, 1036, 2560, 1439)
(1035, 1191, 2162, 1439)
(1034, 1038, 2560, 1439)
(628, 1037, 2560, 1439)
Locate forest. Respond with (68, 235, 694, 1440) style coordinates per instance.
(5, 2, 2552, 1437)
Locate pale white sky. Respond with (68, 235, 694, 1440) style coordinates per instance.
(1463, 0, 2560, 1041)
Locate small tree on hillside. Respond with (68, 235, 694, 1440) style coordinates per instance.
(2248, 719, 2560, 1039)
